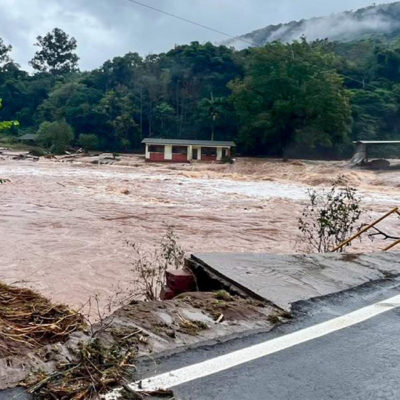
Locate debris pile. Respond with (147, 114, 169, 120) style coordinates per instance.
(0, 283, 83, 358)
(23, 339, 136, 400)
(0, 283, 144, 399)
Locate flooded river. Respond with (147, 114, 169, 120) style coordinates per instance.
(0, 155, 399, 309)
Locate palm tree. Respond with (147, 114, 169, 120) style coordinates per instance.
(199, 93, 224, 141)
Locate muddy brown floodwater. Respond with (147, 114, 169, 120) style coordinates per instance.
(0, 155, 399, 311)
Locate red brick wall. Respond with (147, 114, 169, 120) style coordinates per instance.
(149, 152, 165, 161)
(201, 155, 217, 162)
(172, 153, 188, 162)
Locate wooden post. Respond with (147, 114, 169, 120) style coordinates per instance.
(383, 239, 400, 252)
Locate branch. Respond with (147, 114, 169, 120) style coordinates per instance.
(368, 227, 400, 241)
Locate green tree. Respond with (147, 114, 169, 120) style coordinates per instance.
(154, 102, 175, 134)
(99, 52, 143, 89)
(98, 89, 139, 149)
(198, 93, 225, 140)
(36, 81, 105, 134)
(351, 88, 400, 141)
(30, 28, 79, 74)
(230, 40, 352, 157)
(374, 44, 400, 82)
(164, 42, 241, 138)
(78, 133, 99, 151)
(3, 34, 400, 157)
(0, 38, 12, 67)
(37, 120, 74, 154)
(0, 99, 18, 131)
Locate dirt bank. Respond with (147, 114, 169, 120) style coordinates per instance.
(0, 155, 399, 310)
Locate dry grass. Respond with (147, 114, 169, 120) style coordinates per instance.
(0, 282, 84, 357)
(0, 283, 141, 399)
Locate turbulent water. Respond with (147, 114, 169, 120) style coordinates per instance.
(0, 156, 399, 309)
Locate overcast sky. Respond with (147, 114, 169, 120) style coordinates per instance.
(0, 0, 391, 71)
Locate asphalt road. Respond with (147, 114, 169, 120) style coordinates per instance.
(134, 279, 400, 400)
(163, 309, 400, 400)
(0, 388, 30, 400)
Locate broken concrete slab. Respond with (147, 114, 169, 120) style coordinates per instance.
(189, 252, 400, 311)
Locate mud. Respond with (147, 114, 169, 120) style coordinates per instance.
(0, 155, 399, 310)
(97, 291, 277, 357)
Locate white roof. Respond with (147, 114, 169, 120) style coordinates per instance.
(354, 140, 400, 144)
(142, 138, 236, 147)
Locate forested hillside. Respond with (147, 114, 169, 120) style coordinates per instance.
(0, 26, 400, 157)
(227, 2, 400, 48)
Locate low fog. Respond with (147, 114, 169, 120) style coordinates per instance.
(0, 0, 391, 70)
(234, 2, 400, 46)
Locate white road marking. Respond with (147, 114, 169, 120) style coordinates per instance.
(105, 294, 400, 398)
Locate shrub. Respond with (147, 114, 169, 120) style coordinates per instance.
(37, 120, 74, 154)
(298, 176, 362, 253)
(78, 133, 99, 151)
(129, 227, 185, 301)
(29, 148, 46, 157)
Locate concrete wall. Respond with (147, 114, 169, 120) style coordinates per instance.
(187, 145, 193, 161)
(164, 145, 172, 161)
(217, 147, 223, 161)
(193, 146, 201, 161)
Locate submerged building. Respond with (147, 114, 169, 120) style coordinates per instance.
(351, 140, 400, 167)
(142, 138, 236, 162)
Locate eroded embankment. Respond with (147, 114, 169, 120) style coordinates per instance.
(0, 281, 283, 398)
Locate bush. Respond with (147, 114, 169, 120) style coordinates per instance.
(128, 227, 185, 301)
(37, 120, 74, 154)
(0, 134, 17, 145)
(29, 148, 46, 157)
(78, 133, 99, 151)
(298, 176, 362, 253)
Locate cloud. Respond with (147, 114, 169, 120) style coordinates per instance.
(0, 0, 392, 71)
(265, 4, 399, 43)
